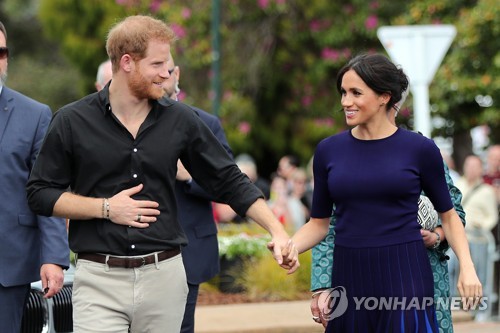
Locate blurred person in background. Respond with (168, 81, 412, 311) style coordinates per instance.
(450, 155, 498, 315)
(266, 174, 292, 226)
(441, 150, 460, 183)
(483, 144, 500, 317)
(277, 154, 300, 193)
(95, 59, 113, 91)
(234, 153, 270, 199)
(213, 154, 271, 224)
(483, 144, 500, 210)
(288, 168, 310, 230)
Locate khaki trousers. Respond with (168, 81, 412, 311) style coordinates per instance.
(73, 253, 188, 333)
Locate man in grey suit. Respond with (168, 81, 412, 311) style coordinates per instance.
(0, 21, 70, 332)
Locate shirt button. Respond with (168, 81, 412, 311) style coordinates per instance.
(131, 245, 136, 249)
(133, 148, 138, 152)
(133, 174, 138, 178)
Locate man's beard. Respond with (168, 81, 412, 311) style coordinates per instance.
(128, 66, 164, 100)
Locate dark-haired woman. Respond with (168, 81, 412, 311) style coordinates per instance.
(291, 53, 481, 332)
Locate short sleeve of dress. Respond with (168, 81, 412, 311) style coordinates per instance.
(418, 139, 453, 213)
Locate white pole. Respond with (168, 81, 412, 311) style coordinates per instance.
(411, 84, 431, 137)
(411, 32, 431, 138)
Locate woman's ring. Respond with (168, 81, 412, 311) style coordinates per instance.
(137, 213, 142, 222)
(312, 316, 321, 322)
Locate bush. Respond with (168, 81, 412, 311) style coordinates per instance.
(239, 252, 312, 301)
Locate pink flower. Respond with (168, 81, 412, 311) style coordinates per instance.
(342, 48, 351, 59)
(239, 122, 251, 134)
(181, 8, 192, 19)
(321, 48, 340, 61)
(365, 15, 378, 30)
(170, 23, 186, 39)
(149, 0, 162, 13)
(309, 20, 322, 32)
(177, 90, 187, 101)
(343, 5, 354, 14)
(302, 96, 312, 107)
(258, 0, 269, 9)
(314, 118, 334, 127)
(399, 107, 411, 118)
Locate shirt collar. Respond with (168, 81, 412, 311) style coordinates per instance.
(99, 83, 171, 118)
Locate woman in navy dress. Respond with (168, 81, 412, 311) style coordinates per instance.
(290, 54, 482, 332)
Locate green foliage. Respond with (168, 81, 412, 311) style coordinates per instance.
(0, 0, 83, 112)
(240, 251, 311, 301)
(8, 55, 82, 112)
(37, 0, 411, 176)
(36, 0, 498, 175)
(39, 0, 130, 92)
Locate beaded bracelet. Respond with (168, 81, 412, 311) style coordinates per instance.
(102, 198, 110, 220)
(104, 198, 110, 219)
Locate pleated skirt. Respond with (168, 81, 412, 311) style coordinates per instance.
(325, 240, 439, 333)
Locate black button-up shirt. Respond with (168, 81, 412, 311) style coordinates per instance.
(27, 86, 262, 256)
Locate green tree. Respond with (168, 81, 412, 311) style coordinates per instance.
(40, 0, 497, 176)
(0, 0, 82, 111)
(38, 0, 133, 93)
(39, 0, 410, 176)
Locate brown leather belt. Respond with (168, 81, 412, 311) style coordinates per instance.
(77, 248, 180, 268)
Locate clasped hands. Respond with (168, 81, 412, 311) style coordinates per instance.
(267, 238, 300, 274)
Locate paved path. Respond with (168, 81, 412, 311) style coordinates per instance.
(195, 300, 500, 333)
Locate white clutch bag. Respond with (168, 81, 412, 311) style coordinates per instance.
(417, 195, 439, 230)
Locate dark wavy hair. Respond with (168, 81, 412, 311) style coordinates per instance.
(336, 53, 409, 112)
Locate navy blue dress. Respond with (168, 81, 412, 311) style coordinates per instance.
(311, 128, 454, 333)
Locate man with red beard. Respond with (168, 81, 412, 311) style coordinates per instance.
(27, 15, 297, 333)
